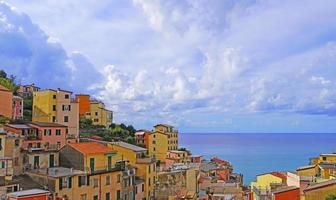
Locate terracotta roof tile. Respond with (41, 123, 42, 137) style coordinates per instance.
(69, 142, 115, 154)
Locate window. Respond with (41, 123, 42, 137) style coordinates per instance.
(78, 176, 87, 187)
(142, 184, 144, 192)
(53, 94, 56, 99)
(106, 176, 110, 185)
(44, 129, 51, 136)
(117, 190, 121, 200)
(56, 129, 61, 135)
(80, 194, 87, 200)
(95, 112, 98, 116)
(94, 119, 99, 122)
(106, 192, 110, 200)
(64, 116, 69, 122)
(66, 129, 69, 134)
(53, 105, 56, 111)
(148, 178, 151, 186)
(62, 105, 71, 111)
(148, 165, 151, 173)
(52, 116, 56, 122)
(117, 175, 121, 183)
(93, 178, 99, 188)
(15, 139, 20, 147)
(135, 186, 138, 194)
(14, 157, 19, 166)
(65, 94, 69, 99)
(93, 195, 98, 200)
(323, 157, 327, 161)
(1, 161, 5, 168)
(59, 177, 68, 190)
(153, 147, 155, 151)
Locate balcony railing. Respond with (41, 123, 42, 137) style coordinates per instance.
(136, 156, 156, 164)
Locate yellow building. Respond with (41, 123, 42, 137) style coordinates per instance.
(148, 124, 179, 162)
(32, 89, 79, 139)
(56, 142, 124, 200)
(304, 179, 336, 200)
(318, 163, 336, 179)
(87, 101, 113, 127)
(109, 141, 157, 200)
(296, 165, 318, 177)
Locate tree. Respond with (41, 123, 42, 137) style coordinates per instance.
(126, 125, 136, 135)
(0, 70, 7, 79)
(326, 195, 336, 200)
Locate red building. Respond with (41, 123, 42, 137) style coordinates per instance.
(273, 186, 300, 200)
(7, 189, 49, 200)
(12, 96, 23, 120)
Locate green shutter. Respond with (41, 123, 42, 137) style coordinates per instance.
(87, 176, 90, 186)
(78, 176, 81, 187)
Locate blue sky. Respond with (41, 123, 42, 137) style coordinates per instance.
(1, 0, 336, 133)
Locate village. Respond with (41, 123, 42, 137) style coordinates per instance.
(1, 72, 336, 200)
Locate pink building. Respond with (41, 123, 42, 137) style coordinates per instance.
(4, 122, 68, 151)
(0, 85, 13, 119)
(12, 96, 23, 120)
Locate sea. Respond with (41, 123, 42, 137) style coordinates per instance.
(179, 132, 336, 185)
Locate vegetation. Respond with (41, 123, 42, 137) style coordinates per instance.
(80, 122, 138, 145)
(0, 70, 19, 93)
(326, 195, 336, 200)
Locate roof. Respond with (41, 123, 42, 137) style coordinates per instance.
(297, 165, 316, 171)
(13, 95, 23, 99)
(304, 179, 336, 192)
(5, 124, 33, 129)
(270, 172, 287, 181)
(273, 186, 299, 194)
(154, 124, 174, 128)
(29, 122, 67, 127)
(7, 189, 49, 197)
(135, 131, 145, 136)
(112, 141, 147, 152)
(75, 94, 90, 96)
(69, 142, 115, 154)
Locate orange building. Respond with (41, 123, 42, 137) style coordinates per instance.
(135, 130, 150, 148)
(75, 94, 91, 116)
(0, 85, 13, 119)
(273, 186, 300, 200)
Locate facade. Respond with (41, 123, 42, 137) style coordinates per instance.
(134, 130, 150, 148)
(18, 84, 40, 96)
(165, 150, 191, 170)
(75, 94, 91, 116)
(32, 89, 79, 139)
(272, 186, 300, 200)
(154, 124, 178, 151)
(75, 95, 113, 127)
(296, 165, 318, 177)
(303, 179, 336, 200)
(156, 164, 199, 199)
(6, 189, 49, 200)
(58, 142, 124, 200)
(0, 85, 13, 119)
(109, 141, 157, 200)
(12, 96, 23, 120)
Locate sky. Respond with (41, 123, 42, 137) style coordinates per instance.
(1, 0, 336, 133)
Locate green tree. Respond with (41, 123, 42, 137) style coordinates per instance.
(326, 195, 336, 200)
(0, 70, 7, 78)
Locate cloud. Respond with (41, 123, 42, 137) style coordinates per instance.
(0, 1, 100, 93)
(2, 0, 336, 131)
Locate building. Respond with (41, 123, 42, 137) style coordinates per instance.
(4, 122, 71, 151)
(12, 96, 23, 120)
(18, 84, 40, 96)
(109, 141, 157, 200)
(58, 142, 124, 200)
(154, 124, 178, 151)
(156, 164, 199, 199)
(75, 94, 113, 127)
(32, 88, 79, 139)
(272, 186, 300, 200)
(303, 179, 336, 200)
(296, 165, 318, 177)
(0, 85, 13, 119)
(250, 172, 300, 200)
(6, 189, 49, 200)
(75, 94, 91, 116)
(165, 150, 191, 170)
(134, 130, 150, 148)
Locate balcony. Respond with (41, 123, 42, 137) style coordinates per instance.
(136, 156, 156, 164)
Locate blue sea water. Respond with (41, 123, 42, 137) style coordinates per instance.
(179, 132, 336, 185)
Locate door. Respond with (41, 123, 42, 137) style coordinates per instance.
(33, 156, 39, 169)
(49, 154, 54, 167)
